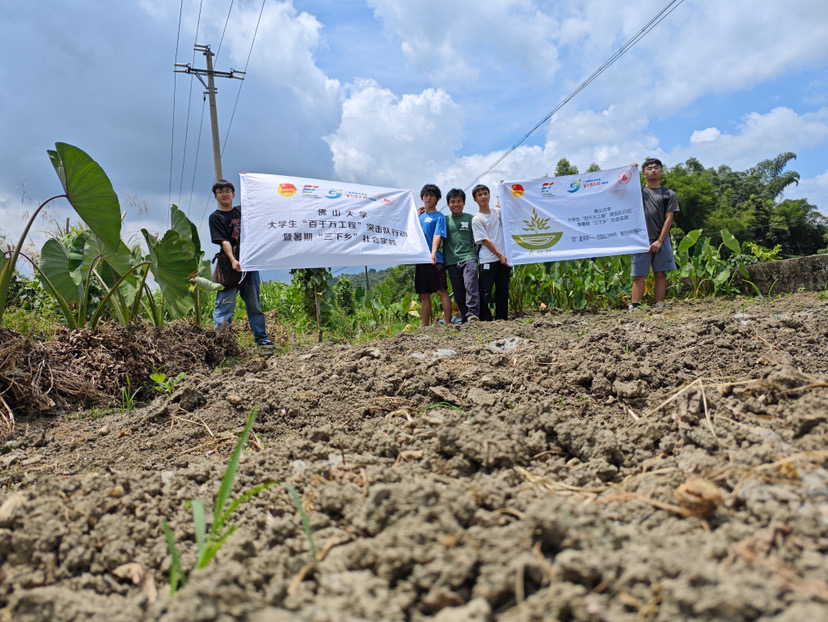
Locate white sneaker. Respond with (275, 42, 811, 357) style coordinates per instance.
(467, 314, 479, 322)
(654, 301, 665, 309)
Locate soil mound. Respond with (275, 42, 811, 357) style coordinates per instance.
(1, 294, 827, 621)
(0, 322, 240, 425)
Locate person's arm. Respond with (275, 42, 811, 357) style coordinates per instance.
(221, 240, 242, 272)
(473, 213, 509, 265)
(480, 239, 509, 265)
(431, 235, 442, 264)
(649, 211, 674, 253)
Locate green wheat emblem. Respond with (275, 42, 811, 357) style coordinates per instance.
(513, 208, 562, 250)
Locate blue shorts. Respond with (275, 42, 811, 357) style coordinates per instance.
(631, 237, 677, 277)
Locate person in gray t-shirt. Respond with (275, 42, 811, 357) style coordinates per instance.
(629, 157, 679, 310)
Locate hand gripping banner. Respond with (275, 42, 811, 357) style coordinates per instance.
(239, 174, 431, 270)
(498, 165, 650, 265)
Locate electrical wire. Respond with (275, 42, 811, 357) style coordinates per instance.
(177, 0, 205, 206)
(221, 0, 267, 158)
(215, 0, 235, 62)
(199, 0, 268, 227)
(168, 0, 186, 212)
(464, 0, 686, 190)
(188, 97, 208, 213)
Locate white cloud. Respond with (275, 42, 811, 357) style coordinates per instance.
(670, 107, 828, 169)
(325, 80, 463, 190)
(226, 2, 342, 111)
(649, 0, 828, 110)
(690, 128, 721, 144)
(368, 0, 561, 85)
(783, 169, 828, 217)
(541, 105, 658, 171)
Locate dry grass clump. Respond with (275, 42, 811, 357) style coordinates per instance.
(0, 321, 241, 431)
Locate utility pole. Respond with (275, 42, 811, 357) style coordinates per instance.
(175, 45, 245, 182)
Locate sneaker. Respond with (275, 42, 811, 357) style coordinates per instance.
(467, 314, 479, 322)
(451, 316, 462, 325)
(256, 339, 275, 347)
(437, 318, 447, 325)
(653, 301, 665, 309)
(628, 303, 641, 311)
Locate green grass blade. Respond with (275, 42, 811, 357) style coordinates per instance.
(283, 483, 317, 560)
(213, 406, 259, 528)
(162, 518, 186, 594)
(192, 499, 207, 567)
(198, 526, 237, 569)
(215, 481, 279, 532)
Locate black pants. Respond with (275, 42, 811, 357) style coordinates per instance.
(479, 262, 511, 320)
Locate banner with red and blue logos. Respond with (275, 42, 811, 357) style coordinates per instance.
(239, 173, 430, 270)
(498, 165, 650, 265)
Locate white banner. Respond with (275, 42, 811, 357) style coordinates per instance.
(498, 165, 650, 265)
(239, 173, 431, 270)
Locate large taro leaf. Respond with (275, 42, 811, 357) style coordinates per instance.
(47, 143, 121, 252)
(84, 234, 143, 308)
(143, 229, 197, 319)
(39, 237, 84, 304)
(170, 204, 201, 255)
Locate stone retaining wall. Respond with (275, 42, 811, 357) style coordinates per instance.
(734, 253, 828, 295)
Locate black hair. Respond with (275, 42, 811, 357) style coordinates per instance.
(446, 188, 466, 203)
(471, 184, 489, 200)
(420, 183, 442, 201)
(212, 179, 235, 195)
(643, 157, 663, 169)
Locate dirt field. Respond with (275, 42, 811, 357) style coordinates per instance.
(1, 294, 827, 621)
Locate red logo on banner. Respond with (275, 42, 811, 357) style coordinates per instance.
(511, 184, 525, 197)
(278, 183, 297, 197)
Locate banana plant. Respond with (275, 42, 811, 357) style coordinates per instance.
(0, 143, 120, 323)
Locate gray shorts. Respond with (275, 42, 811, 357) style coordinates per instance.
(631, 237, 677, 277)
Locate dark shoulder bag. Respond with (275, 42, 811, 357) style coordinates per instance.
(212, 244, 242, 289)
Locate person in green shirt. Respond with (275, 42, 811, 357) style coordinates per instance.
(444, 188, 480, 322)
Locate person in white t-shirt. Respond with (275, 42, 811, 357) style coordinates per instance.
(471, 184, 511, 321)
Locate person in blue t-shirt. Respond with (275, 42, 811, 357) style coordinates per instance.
(415, 184, 453, 326)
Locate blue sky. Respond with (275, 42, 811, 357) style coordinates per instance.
(2, 0, 827, 280)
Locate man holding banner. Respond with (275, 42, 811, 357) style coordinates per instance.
(629, 158, 679, 310)
(209, 179, 275, 347)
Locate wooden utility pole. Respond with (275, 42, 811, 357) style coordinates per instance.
(174, 45, 245, 182)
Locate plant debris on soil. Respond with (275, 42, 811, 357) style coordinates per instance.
(0, 294, 827, 621)
(0, 322, 241, 424)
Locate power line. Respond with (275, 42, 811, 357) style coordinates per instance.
(215, 0, 235, 62)
(221, 0, 267, 157)
(465, 0, 686, 190)
(197, 0, 267, 227)
(176, 0, 205, 206)
(188, 98, 208, 213)
(168, 0, 186, 211)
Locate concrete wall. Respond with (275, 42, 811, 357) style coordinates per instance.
(734, 253, 828, 295)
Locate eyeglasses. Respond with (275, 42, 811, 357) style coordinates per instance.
(215, 189, 234, 195)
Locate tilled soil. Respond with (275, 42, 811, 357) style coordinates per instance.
(1, 294, 827, 621)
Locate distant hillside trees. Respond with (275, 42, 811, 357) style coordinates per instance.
(661, 152, 826, 256)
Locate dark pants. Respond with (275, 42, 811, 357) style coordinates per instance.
(447, 259, 480, 320)
(479, 262, 511, 320)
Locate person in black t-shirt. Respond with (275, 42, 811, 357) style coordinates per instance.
(208, 179, 274, 346)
